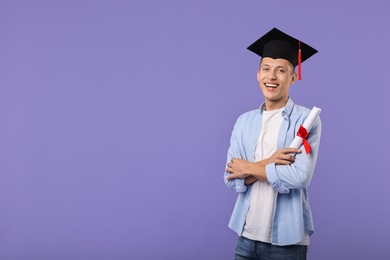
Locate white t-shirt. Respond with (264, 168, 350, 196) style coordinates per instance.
(242, 106, 310, 245)
(242, 107, 284, 243)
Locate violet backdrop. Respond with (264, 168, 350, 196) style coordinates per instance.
(0, 0, 389, 259)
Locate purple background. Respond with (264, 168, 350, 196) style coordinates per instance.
(0, 0, 389, 259)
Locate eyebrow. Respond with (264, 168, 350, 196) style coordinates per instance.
(260, 64, 287, 70)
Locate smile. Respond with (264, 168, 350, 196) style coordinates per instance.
(265, 83, 279, 88)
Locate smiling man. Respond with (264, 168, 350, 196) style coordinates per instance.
(224, 28, 321, 260)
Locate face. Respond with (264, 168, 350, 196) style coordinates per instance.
(257, 57, 296, 110)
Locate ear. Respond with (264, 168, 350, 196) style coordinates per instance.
(257, 69, 261, 81)
(291, 73, 297, 84)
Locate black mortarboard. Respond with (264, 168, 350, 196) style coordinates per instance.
(247, 27, 318, 79)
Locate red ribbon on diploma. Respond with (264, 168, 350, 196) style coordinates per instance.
(297, 125, 311, 154)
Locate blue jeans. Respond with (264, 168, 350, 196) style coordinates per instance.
(235, 236, 308, 260)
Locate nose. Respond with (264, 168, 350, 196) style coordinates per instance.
(267, 70, 277, 80)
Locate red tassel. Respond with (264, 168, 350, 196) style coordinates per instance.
(298, 40, 302, 80)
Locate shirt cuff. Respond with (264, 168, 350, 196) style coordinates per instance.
(266, 163, 289, 194)
(235, 178, 247, 193)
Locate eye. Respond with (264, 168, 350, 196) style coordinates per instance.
(277, 68, 285, 73)
(261, 67, 269, 71)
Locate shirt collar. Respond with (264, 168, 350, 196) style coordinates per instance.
(259, 98, 295, 119)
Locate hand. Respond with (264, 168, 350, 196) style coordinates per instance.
(244, 176, 258, 185)
(265, 148, 301, 165)
(226, 158, 253, 181)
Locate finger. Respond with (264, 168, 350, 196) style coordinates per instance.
(280, 148, 302, 154)
(227, 162, 233, 168)
(286, 155, 296, 162)
(226, 167, 233, 172)
(227, 173, 237, 181)
(277, 154, 295, 161)
(275, 159, 291, 165)
(276, 160, 293, 165)
(275, 153, 298, 162)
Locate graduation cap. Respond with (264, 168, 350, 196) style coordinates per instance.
(247, 27, 318, 80)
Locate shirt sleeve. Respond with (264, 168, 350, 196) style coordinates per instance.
(223, 116, 247, 193)
(266, 117, 322, 193)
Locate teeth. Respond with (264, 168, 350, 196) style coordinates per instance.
(265, 83, 278, 87)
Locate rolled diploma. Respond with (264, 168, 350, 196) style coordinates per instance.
(289, 106, 321, 149)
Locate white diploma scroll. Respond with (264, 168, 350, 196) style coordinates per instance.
(289, 106, 321, 149)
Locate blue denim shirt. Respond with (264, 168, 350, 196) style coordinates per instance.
(224, 98, 321, 246)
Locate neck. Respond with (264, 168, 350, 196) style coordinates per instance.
(264, 98, 288, 111)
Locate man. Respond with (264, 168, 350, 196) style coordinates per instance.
(224, 28, 321, 260)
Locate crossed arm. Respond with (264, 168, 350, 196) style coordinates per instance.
(226, 148, 301, 185)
